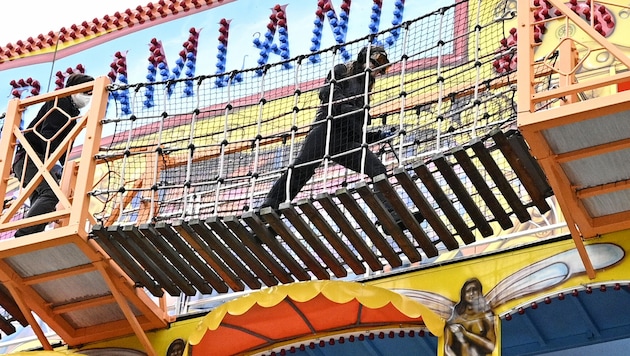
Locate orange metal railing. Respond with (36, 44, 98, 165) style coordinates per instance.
(517, 0, 630, 278)
(0, 76, 109, 244)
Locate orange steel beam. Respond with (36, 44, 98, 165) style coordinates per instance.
(517, 0, 630, 273)
(0, 99, 21, 218)
(0, 81, 99, 233)
(537, 157, 596, 278)
(555, 136, 630, 164)
(516, 0, 536, 115)
(530, 70, 630, 104)
(522, 0, 630, 107)
(3, 282, 53, 350)
(548, 0, 630, 69)
(0, 257, 78, 344)
(51, 295, 116, 315)
(69, 76, 110, 234)
(576, 179, 630, 199)
(0, 78, 170, 348)
(0, 235, 168, 345)
(21, 264, 97, 285)
(591, 210, 630, 233)
(0, 210, 68, 232)
(87, 201, 172, 323)
(553, 33, 597, 278)
(54, 160, 100, 229)
(520, 89, 630, 136)
(55, 160, 78, 228)
(516, 0, 597, 278)
(0, 226, 92, 259)
(94, 260, 157, 356)
(557, 36, 579, 104)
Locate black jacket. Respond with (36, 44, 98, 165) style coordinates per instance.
(317, 63, 373, 120)
(23, 96, 80, 165)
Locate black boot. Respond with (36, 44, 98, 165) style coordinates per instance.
(253, 205, 279, 238)
(374, 190, 426, 234)
(380, 210, 425, 235)
(374, 190, 403, 234)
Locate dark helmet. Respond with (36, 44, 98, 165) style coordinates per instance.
(357, 45, 390, 74)
(65, 73, 94, 88)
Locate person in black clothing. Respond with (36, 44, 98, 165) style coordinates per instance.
(12, 73, 94, 237)
(260, 45, 395, 212)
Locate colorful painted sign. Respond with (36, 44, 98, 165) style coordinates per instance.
(374, 230, 628, 355)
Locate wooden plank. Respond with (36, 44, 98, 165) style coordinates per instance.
(335, 188, 402, 268)
(432, 154, 493, 237)
(0, 313, 15, 335)
(470, 139, 531, 223)
(502, 130, 552, 212)
(124, 224, 198, 296)
(224, 215, 292, 285)
(179, 219, 243, 292)
(241, 211, 311, 283)
(0, 287, 27, 326)
(120, 225, 196, 296)
(297, 199, 366, 275)
(107, 225, 180, 296)
(280, 203, 347, 278)
(315, 193, 383, 272)
(248, 209, 326, 281)
(413, 163, 477, 245)
(393, 168, 459, 250)
(355, 182, 422, 263)
(188, 219, 262, 291)
(372, 174, 438, 257)
(207, 216, 277, 287)
(452, 148, 514, 230)
(141, 223, 214, 295)
(91, 225, 162, 296)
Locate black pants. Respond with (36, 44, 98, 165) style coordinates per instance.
(12, 149, 61, 237)
(262, 115, 388, 210)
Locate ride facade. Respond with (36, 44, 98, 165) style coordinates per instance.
(0, 0, 629, 355)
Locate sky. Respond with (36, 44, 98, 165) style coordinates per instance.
(0, 0, 456, 120)
(0, 0, 457, 91)
(0, 1, 146, 46)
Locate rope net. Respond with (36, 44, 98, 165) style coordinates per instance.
(95, 0, 523, 239)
